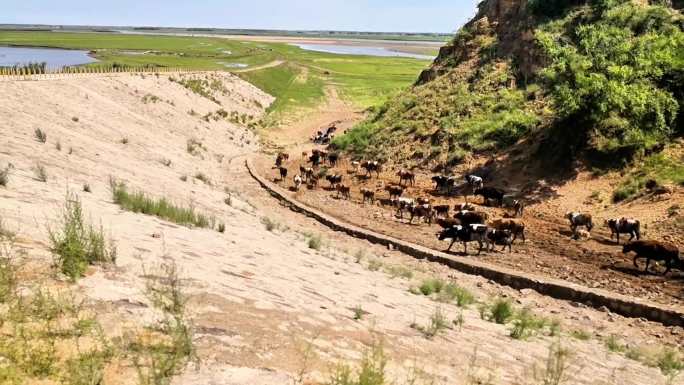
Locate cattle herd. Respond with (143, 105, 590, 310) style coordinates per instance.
(272, 144, 681, 276)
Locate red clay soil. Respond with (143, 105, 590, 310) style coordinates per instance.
(253, 152, 684, 310)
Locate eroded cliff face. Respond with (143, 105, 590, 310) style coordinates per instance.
(416, 0, 551, 85)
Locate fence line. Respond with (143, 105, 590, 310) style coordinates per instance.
(0, 66, 196, 81)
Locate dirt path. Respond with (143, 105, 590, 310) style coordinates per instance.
(252, 87, 684, 310)
(1, 74, 682, 385)
(235, 59, 286, 73)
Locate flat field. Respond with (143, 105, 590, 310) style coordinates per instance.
(0, 31, 432, 117)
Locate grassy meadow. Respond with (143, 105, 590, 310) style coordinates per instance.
(0, 31, 432, 119)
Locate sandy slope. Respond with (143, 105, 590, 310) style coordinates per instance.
(0, 74, 680, 385)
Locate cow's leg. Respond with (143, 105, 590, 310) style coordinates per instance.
(616, 232, 620, 245)
(664, 259, 672, 275)
(521, 230, 526, 243)
(633, 255, 640, 269)
(645, 258, 651, 272)
(447, 239, 455, 252)
(476, 240, 483, 255)
(463, 242, 468, 255)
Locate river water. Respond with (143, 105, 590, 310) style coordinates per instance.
(0, 46, 97, 68)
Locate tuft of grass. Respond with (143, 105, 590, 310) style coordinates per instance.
(180, 175, 188, 182)
(33, 163, 48, 182)
(480, 298, 514, 324)
(352, 305, 365, 321)
(186, 138, 204, 156)
(411, 307, 450, 339)
(120, 137, 129, 145)
(308, 234, 323, 250)
(417, 278, 445, 296)
(367, 258, 383, 272)
(217, 223, 226, 233)
(110, 179, 210, 228)
(34, 128, 47, 143)
(655, 347, 683, 378)
(161, 158, 172, 167)
(0, 164, 11, 187)
(55, 140, 62, 151)
(510, 308, 548, 340)
(194, 172, 211, 185)
(48, 193, 116, 281)
(71, 116, 79, 122)
(328, 338, 387, 385)
(261, 216, 279, 232)
(384, 265, 413, 279)
(604, 335, 626, 353)
(437, 283, 475, 308)
(82, 183, 91, 193)
(570, 329, 592, 341)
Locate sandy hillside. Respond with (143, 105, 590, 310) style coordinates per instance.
(0, 74, 682, 385)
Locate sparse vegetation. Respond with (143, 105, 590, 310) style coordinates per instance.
(33, 163, 48, 182)
(186, 138, 205, 156)
(411, 307, 450, 339)
(437, 283, 475, 308)
(110, 179, 211, 228)
(352, 305, 365, 321)
(261, 216, 280, 232)
(71, 116, 79, 122)
(83, 183, 91, 193)
(384, 264, 413, 279)
(55, 140, 62, 151)
(328, 338, 387, 385)
(480, 298, 514, 325)
(417, 278, 445, 296)
(0, 164, 11, 187)
(194, 172, 211, 185)
(367, 258, 383, 272)
(308, 234, 323, 250)
(48, 193, 116, 281)
(217, 222, 226, 233)
(509, 308, 548, 340)
(34, 128, 47, 143)
(570, 329, 592, 341)
(120, 137, 129, 145)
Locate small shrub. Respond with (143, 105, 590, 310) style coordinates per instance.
(308, 234, 323, 250)
(224, 194, 232, 206)
(328, 340, 386, 385)
(510, 308, 547, 340)
(604, 335, 626, 353)
(33, 163, 48, 182)
(180, 175, 188, 182)
(55, 141, 62, 151)
(261, 217, 279, 232)
(656, 347, 683, 378)
(0, 164, 11, 187)
(83, 183, 91, 193)
(71, 116, 79, 122)
(411, 307, 450, 339)
(120, 137, 129, 145)
(48, 193, 116, 280)
(34, 128, 47, 143)
(217, 223, 225, 233)
(481, 298, 514, 324)
(353, 305, 365, 321)
(161, 158, 172, 167)
(418, 278, 445, 296)
(438, 283, 475, 307)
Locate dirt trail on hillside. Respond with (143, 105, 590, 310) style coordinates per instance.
(0, 75, 682, 385)
(254, 94, 684, 310)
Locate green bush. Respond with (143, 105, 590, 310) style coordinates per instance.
(537, 2, 682, 156)
(418, 278, 445, 296)
(437, 283, 475, 307)
(510, 308, 548, 340)
(480, 298, 514, 324)
(48, 193, 116, 281)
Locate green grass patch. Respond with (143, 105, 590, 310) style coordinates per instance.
(479, 298, 514, 325)
(110, 179, 211, 228)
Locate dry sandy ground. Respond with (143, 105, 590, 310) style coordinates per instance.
(0, 74, 681, 385)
